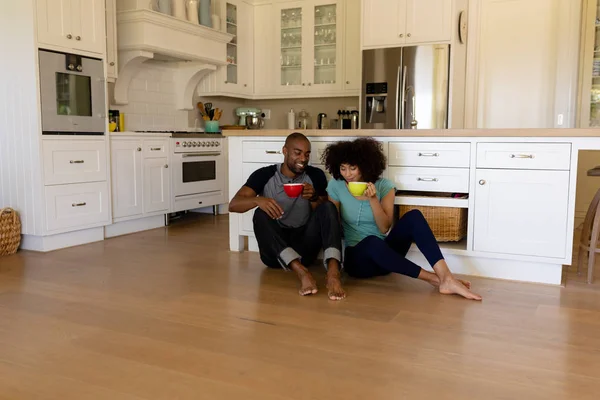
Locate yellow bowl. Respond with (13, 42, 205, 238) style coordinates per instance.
(348, 182, 367, 196)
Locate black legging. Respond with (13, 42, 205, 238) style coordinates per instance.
(344, 210, 444, 279)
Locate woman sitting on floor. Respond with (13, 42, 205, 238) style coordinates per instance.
(322, 138, 482, 301)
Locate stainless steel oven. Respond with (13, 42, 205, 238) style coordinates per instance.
(172, 136, 225, 197)
(39, 50, 106, 135)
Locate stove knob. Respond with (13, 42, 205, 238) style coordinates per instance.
(192, 141, 198, 147)
(182, 142, 188, 147)
(201, 142, 207, 147)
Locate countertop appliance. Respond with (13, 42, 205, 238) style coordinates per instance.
(235, 107, 262, 126)
(317, 113, 328, 129)
(361, 45, 450, 129)
(39, 50, 106, 135)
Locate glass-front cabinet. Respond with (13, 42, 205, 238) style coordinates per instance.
(274, 0, 343, 94)
(217, 0, 253, 95)
(580, 0, 600, 127)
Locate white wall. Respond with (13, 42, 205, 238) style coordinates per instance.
(0, 0, 45, 236)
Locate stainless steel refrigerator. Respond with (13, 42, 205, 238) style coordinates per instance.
(361, 45, 450, 129)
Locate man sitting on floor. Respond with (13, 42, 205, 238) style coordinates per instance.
(228, 132, 345, 300)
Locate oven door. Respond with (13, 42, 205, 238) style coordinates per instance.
(39, 50, 106, 134)
(173, 152, 223, 197)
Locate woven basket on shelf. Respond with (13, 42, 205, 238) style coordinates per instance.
(0, 208, 21, 256)
(398, 204, 467, 242)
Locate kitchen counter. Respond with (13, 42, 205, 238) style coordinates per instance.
(226, 129, 600, 286)
(222, 128, 600, 137)
(109, 131, 171, 137)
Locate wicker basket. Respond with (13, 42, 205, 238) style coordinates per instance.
(0, 208, 21, 256)
(398, 204, 467, 242)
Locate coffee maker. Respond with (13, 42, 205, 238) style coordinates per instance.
(235, 107, 262, 126)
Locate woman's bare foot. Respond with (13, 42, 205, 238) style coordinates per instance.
(439, 277, 482, 301)
(326, 274, 346, 301)
(426, 275, 472, 290)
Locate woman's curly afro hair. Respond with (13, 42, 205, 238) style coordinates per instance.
(321, 137, 387, 183)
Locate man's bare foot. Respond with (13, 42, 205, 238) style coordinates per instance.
(289, 260, 317, 296)
(439, 277, 482, 301)
(326, 274, 346, 301)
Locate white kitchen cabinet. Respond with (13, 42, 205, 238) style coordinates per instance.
(143, 158, 170, 214)
(111, 140, 143, 219)
(343, 0, 361, 91)
(221, 0, 254, 95)
(105, 0, 118, 81)
(473, 169, 570, 259)
(362, 0, 452, 48)
(110, 137, 170, 221)
(466, 0, 580, 128)
(274, 0, 343, 94)
(37, 0, 106, 54)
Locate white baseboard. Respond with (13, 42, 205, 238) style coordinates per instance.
(244, 236, 563, 285)
(104, 215, 165, 238)
(21, 227, 105, 252)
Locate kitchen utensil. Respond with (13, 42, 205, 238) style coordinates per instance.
(317, 113, 329, 129)
(204, 102, 213, 115)
(283, 183, 303, 198)
(245, 114, 265, 129)
(197, 102, 207, 116)
(350, 110, 359, 129)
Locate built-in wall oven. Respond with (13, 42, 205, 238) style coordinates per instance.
(39, 49, 106, 135)
(171, 134, 226, 213)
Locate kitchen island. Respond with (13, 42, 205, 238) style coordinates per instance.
(223, 129, 600, 285)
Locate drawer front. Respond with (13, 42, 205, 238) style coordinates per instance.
(45, 181, 110, 232)
(388, 142, 470, 168)
(172, 191, 225, 213)
(309, 141, 336, 164)
(476, 143, 571, 170)
(242, 141, 285, 163)
(143, 140, 168, 158)
(388, 167, 470, 193)
(43, 140, 107, 185)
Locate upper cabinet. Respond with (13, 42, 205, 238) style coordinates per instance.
(105, 0, 118, 81)
(274, 1, 343, 94)
(37, 0, 106, 55)
(343, 0, 361, 91)
(362, 0, 452, 48)
(220, 0, 254, 95)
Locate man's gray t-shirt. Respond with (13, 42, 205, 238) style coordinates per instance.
(244, 164, 328, 228)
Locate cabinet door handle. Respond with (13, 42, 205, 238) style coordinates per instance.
(69, 160, 84, 164)
(151, 147, 162, 151)
(346, 81, 350, 84)
(164, 164, 169, 168)
(399, 33, 404, 38)
(417, 177, 438, 182)
(76, 36, 81, 41)
(510, 154, 534, 159)
(479, 179, 486, 185)
(72, 202, 87, 207)
(109, 62, 115, 66)
(67, 34, 72, 39)
(265, 150, 282, 154)
(137, 147, 142, 151)
(407, 33, 412, 38)
(418, 152, 439, 157)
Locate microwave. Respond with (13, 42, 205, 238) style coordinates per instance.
(38, 50, 106, 135)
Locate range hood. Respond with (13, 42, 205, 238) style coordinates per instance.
(113, 8, 234, 110)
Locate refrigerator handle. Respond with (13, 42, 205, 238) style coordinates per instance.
(400, 65, 407, 129)
(395, 66, 401, 129)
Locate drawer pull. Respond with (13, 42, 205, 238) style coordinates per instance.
(150, 147, 162, 151)
(417, 177, 439, 182)
(69, 160, 84, 164)
(265, 150, 282, 154)
(418, 152, 439, 157)
(510, 154, 534, 159)
(479, 179, 486, 185)
(72, 202, 87, 207)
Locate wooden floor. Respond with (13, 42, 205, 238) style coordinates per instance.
(2, 214, 600, 399)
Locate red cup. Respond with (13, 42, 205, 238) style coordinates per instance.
(283, 183, 304, 198)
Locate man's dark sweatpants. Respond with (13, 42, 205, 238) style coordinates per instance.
(253, 202, 342, 270)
